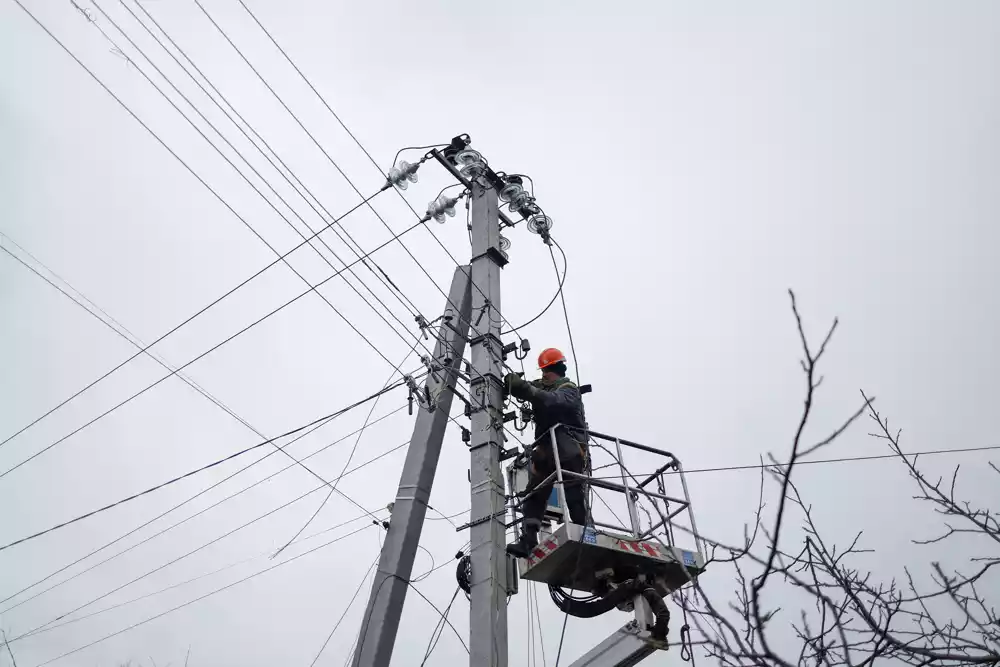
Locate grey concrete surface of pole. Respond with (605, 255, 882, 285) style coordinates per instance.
(467, 180, 509, 666)
(351, 266, 473, 667)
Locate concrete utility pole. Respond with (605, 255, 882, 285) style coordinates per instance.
(466, 180, 509, 666)
(351, 266, 473, 667)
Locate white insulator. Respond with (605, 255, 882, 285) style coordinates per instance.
(388, 160, 419, 190)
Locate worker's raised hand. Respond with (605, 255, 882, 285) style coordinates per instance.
(504, 373, 534, 400)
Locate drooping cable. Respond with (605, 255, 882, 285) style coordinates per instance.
(4, 0, 441, 474)
(15, 513, 376, 640)
(309, 554, 381, 667)
(0, 167, 388, 455)
(9, 433, 411, 644)
(501, 235, 567, 336)
(273, 342, 422, 557)
(549, 238, 580, 380)
(0, 403, 406, 614)
(0, 381, 405, 554)
(420, 587, 461, 666)
(30, 523, 376, 667)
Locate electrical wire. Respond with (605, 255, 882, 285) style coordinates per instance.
(272, 342, 422, 557)
(14, 513, 376, 640)
(532, 581, 548, 667)
(12, 437, 409, 641)
(0, 177, 387, 455)
(500, 234, 567, 335)
(127, 0, 424, 323)
(352, 573, 469, 665)
(10, 433, 411, 644)
(87, 2, 434, 375)
(393, 143, 450, 170)
(674, 444, 1000, 475)
(5, 1, 446, 482)
(219, 2, 539, 439)
(235, 0, 529, 347)
(31, 523, 376, 667)
(0, 381, 403, 554)
(420, 586, 461, 666)
(115, 0, 430, 348)
(194, 0, 447, 328)
(190, 0, 500, 400)
(550, 238, 581, 380)
(310, 554, 381, 667)
(0, 402, 407, 614)
(0, 231, 424, 568)
(0, 215, 425, 480)
(0, 238, 266, 436)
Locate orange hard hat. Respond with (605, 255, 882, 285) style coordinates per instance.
(538, 347, 566, 370)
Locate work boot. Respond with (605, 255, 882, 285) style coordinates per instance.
(506, 528, 539, 559)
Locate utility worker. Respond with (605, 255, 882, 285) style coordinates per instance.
(504, 347, 589, 558)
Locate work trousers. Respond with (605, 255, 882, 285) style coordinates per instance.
(521, 446, 588, 531)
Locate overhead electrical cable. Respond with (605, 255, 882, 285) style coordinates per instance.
(98, 0, 439, 362)
(0, 215, 425, 480)
(14, 513, 377, 640)
(420, 587, 462, 666)
(501, 233, 567, 335)
(0, 405, 409, 618)
(234, 0, 528, 346)
(0, 396, 405, 613)
(0, 236, 257, 435)
(274, 342, 422, 557)
(31, 523, 376, 667)
(10, 434, 413, 644)
(549, 237, 581, 380)
(309, 555, 381, 667)
(126, 0, 424, 322)
(3, 0, 443, 478)
(0, 181, 388, 454)
(85, 3, 435, 373)
(0, 235, 375, 525)
(0, 382, 408, 554)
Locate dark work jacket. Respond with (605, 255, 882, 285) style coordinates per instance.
(529, 376, 588, 464)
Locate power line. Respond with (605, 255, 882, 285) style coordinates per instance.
(10, 430, 413, 644)
(4, 0, 445, 479)
(310, 555, 381, 666)
(235, 0, 529, 348)
(549, 237, 580, 381)
(14, 513, 377, 641)
(0, 183, 388, 454)
(100, 0, 440, 366)
(673, 444, 1000, 476)
(126, 0, 424, 323)
(501, 233, 568, 335)
(84, 2, 429, 374)
(32, 523, 377, 667)
(0, 227, 407, 577)
(275, 342, 422, 557)
(0, 381, 407, 554)
(420, 587, 462, 666)
(0, 215, 425, 480)
(0, 404, 408, 616)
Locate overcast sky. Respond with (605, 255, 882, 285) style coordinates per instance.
(2, 1, 999, 666)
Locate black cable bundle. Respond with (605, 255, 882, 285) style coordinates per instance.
(548, 581, 634, 619)
(456, 554, 472, 596)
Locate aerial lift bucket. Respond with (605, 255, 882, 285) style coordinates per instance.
(505, 426, 706, 665)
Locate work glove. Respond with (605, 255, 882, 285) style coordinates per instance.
(504, 373, 535, 401)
